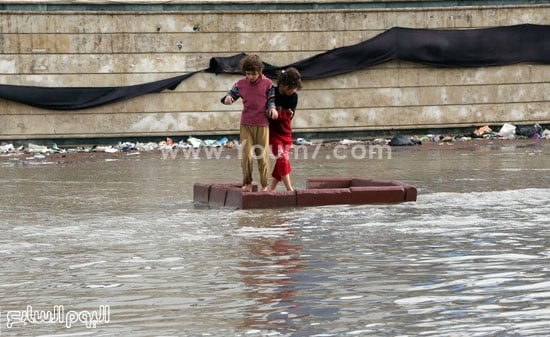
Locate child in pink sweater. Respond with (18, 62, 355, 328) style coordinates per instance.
(221, 54, 277, 191)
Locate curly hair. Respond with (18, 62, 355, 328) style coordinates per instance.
(239, 54, 264, 74)
(277, 67, 302, 90)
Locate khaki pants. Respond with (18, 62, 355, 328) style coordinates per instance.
(240, 124, 270, 188)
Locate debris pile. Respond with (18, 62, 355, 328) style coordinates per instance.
(1, 123, 548, 161)
(382, 123, 547, 146)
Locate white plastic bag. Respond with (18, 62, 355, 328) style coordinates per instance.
(497, 123, 516, 139)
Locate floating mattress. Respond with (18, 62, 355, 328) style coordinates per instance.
(193, 177, 417, 209)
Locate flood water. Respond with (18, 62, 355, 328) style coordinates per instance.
(1, 140, 549, 337)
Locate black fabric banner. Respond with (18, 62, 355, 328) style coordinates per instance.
(0, 72, 197, 110)
(208, 24, 550, 80)
(1, 24, 548, 110)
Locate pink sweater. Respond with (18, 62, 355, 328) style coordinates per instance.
(227, 74, 275, 126)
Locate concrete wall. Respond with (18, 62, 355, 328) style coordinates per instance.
(0, 1, 549, 140)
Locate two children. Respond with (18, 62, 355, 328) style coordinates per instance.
(221, 54, 301, 192)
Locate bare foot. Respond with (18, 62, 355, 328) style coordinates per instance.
(242, 184, 252, 192)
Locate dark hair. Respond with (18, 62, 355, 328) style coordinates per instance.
(239, 54, 264, 74)
(277, 67, 302, 90)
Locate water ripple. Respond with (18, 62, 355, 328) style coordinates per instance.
(1, 145, 549, 336)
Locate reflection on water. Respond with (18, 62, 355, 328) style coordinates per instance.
(236, 217, 304, 332)
(0, 140, 549, 336)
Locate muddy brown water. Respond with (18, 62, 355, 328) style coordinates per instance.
(1, 140, 548, 336)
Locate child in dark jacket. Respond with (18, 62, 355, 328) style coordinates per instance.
(268, 67, 302, 191)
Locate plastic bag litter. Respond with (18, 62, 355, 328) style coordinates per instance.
(173, 140, 188, 149)
(420, 134, 440, 142)
(115, 142, 136, 151)
(50, 143, 65, 153)
(135, 142, 159, 152)
(339, 139, 362, 145)
(203, 139, 221, 147)
(187, 136, 203, 148)
(0, 143, 15, 153)
(497, 123, 516, 139)
(91, 145, 117, 153)
(516, 124, 543, 138)
(474, 125, 492, 137)
(104, 146, 118, 153)
(217, 137, 228, 146)
(373, 138, 389, 145)
(27, 143, 49, 153)
(388, 135, 421, 146)
(295, 138, 313, 145)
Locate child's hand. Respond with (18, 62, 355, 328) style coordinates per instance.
(268, 109, 278, 119)
(223, 96, 234, 105)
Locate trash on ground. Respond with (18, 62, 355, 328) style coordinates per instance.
(27, 143, 49, 153)
(474, 125, 492, 137)
(339, 139, 362, 145)
(497, 123, 516, 139)
(295, 138, 313, 145)
(389, 135, 422, 146)
(516, 124, 543, 138)
(1, 123, 548, 160)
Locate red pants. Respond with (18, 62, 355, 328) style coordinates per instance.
(271, 139, 292, 181)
